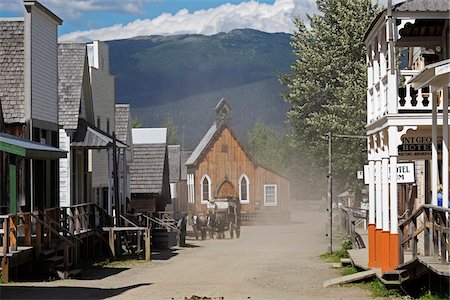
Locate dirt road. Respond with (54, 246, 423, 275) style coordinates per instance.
(1, 210, 371, 299)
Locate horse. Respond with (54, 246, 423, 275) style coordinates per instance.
(192, 215, 208, 240)
(209, 212, 227, 239)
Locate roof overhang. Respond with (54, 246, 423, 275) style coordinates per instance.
(0, 132, 67, 159)
(409, 59, 450, 89)
(71, 119, 127, 149)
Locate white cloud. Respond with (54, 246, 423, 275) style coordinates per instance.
(60, 0, 317, 42)
(0, 0, 158, 15)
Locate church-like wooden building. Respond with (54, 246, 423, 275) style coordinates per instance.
(186, 99, 290, 217)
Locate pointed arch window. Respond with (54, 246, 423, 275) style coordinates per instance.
(239, 174, 250, 204)
(200, 174, 211, 204)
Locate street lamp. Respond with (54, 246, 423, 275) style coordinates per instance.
(326, 133, 366, 254)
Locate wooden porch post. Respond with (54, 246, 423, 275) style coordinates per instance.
(144, 228, 151, 261)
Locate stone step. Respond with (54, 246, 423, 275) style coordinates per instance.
(340, 258, 352, 266)
(323, 270, 376, 288)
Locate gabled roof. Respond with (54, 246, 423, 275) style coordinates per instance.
(0, 20, 25, 124)
(186, 100, 289, 181)
(58, 43, 94, 130)
(115, 104, 131, 143)
(130, 143, 167, 194)
(185, 119, 259, 168)
(185, 123, 219, 166)
(71, 118, 127, 149)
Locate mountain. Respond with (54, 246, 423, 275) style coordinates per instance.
(107, 29, 295, 148)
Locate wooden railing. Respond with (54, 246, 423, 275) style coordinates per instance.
(339, 205, 368, 249)
(0, 203, 114, 281)
(58, 203, 113, 235)
(399, 204, 450, 265)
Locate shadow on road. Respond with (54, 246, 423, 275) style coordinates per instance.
(0, 283, 151, 299)
(151, 249, 179, 260)
(78, 267, 129, 280)
(181, 242, 201, 248)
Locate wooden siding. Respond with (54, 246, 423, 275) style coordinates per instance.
(30, 6, 58, 124)
(58, 129, 71, 207)
(90, 68, 115, 188)
(192, 127, 289, 214)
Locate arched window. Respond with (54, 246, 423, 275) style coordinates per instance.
(200, 174, 211, 203)
(239, 174, 250, 204)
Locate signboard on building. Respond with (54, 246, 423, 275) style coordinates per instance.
(398, 129, 443, 160)
(364, 162, 415, 184)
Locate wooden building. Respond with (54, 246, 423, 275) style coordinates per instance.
(186, 99, 290, 217)
(0, 1, 64, 213)
(358, 0, 449, 287)
(57, 43, 127, 209)
(130, 128, 171, 212)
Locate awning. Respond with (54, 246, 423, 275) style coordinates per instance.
(0, 132, 67, 160)
(409, 59, 450, 89)
(71, 119, 127, 149)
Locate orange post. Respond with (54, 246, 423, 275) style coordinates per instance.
(389, 233, 399, 270)
(381, 231, 390, 271)
(375, 229, 382, 268)
(368, 224, 376, 267)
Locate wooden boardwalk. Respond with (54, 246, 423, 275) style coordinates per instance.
(417, 256, 450, 277)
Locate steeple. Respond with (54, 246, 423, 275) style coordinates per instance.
(214, 98, 231, 127)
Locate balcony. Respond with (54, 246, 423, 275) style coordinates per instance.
(398, 70, 443, 112)
(367, 68, 445, 125)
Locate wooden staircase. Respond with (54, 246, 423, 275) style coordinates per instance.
(1, 203, 113, 282)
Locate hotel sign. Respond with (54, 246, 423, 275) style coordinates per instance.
(364, 163, 415, 184)
(398, 135, 443, 160)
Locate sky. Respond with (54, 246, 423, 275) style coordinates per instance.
(0, 0, 320, 41)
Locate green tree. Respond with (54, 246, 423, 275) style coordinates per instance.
(247, 120, 289, 175)
(280, 0, 379, 188)
(131, 115, 142, 128)
(162, 114, 179, 145)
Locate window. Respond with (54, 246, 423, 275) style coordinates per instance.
(264, 184, 277, 206)
(200, 174, 211, 204)
(187, 174, 195, 203)
(97, 116, 101, 128)
(239, 174, 250, 204)
(106, 118, 110, 134)
(221, 144, 228, 153)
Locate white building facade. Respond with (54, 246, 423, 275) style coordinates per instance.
(365, 0, 449, 272)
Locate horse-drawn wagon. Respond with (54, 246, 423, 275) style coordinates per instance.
(210, 198, 241, 239)
(192, 197, 241, 240)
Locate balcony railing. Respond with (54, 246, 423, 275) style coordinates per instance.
(368, 69, 444, 124)
(398, 70, 443, 112)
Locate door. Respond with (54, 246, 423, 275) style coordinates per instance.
(216, 180, 236, 198)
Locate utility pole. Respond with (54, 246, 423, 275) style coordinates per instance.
(327, 132, 333, 254)
(112, 132, 121, 254)
(326, 133, 366, 254)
